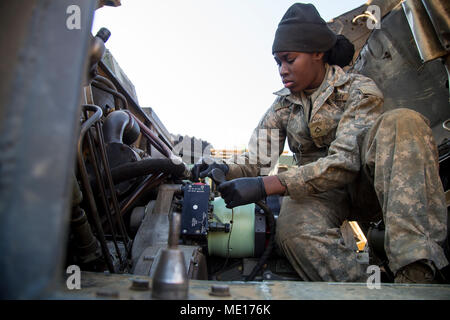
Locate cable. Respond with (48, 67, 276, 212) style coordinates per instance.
(245, 200, 276, 281)
(352, 11, 379, 25)
(216, 208, 234, 277)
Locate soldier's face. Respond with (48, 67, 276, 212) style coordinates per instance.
(274, 52, 325, 93)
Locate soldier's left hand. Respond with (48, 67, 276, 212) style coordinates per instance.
(218, 177, 266, 208)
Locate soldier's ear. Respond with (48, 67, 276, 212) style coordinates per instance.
(312, 52, 324, 61)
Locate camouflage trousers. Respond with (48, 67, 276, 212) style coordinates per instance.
(275, 108, 449, 282)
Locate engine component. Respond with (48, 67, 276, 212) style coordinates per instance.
(253, 209, 267, 258)
(70, 172, 103, 265)
(89, 27, 111, 79)
(104, 142, 140, 196)
(102, 109, 142, 196)
(129, 206, 146, 238)
(180, 183, 211, 237)
(110, 158, 186, 184)
(151, 212, 189, 299)
(105, 142, 140, 169)
(178, 179, 271, 259)
(77, 104, 117, 273)
(101, 111, 186, 198)
(133, 245, 207, 280)
(103, 110, 140, 146)
(131, 186, 182, 266)
(245, 200, 276, 281)
(90, 28, 111, 67)
(207, 198, 257, 258)
(70, 207, 102, 265)
(208, 221, 231, 233)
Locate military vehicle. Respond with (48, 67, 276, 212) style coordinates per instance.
(0, 0, 449, 301)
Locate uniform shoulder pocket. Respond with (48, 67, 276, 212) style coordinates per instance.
(309, 121, 328, 138)
(360, 85, 382, 98)
(309, 117, 339, 148)
(355, 77, 383, 99)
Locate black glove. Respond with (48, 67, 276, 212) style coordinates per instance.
(190, 158, 229, 182)
(218, 177, 267, 208)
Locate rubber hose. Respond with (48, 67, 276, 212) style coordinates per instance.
(103, 110, 140, 145)
(110, 158, 186, 184)
(246, 200, 276, 281)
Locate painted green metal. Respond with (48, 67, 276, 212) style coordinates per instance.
(57, 271, 450, 300)
(207, 197, 255, 258)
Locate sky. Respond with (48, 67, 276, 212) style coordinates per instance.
(92, 0, 365, 150)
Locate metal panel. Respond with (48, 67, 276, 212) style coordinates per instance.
(402, 0, 447, 62)
(181, 184, 210, 236)
(58, 271, 450, 300)
(0, 0, 96, 299)
(422, 0, 450, 51)
(353, 6, 450, 145)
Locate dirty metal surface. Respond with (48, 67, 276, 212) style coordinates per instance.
(0, 0, 97, 300)
(353, 5, 450, 145)
(58, 271, 450, 300)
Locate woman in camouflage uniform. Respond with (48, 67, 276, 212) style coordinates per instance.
(192, 3, 448, 283)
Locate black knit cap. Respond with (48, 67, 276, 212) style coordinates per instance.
(272, 3, 337, 53)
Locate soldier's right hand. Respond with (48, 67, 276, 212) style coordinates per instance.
(190, 158, 229, 182)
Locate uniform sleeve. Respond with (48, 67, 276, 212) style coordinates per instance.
(226, 98, 289, 180)
(277, 78, 384, 199)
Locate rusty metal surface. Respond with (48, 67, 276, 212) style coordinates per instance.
(57, 271, 450, 300)
(327, 0, 402, 66)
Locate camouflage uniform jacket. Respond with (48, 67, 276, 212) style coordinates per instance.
(226, 64, 384, 200)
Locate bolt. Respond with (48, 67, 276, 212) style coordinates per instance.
(130, 278, 150, 291)
(209, 284, 231, 297)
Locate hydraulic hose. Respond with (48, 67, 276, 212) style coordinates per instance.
(77, 104, 116, 273)
(124, 110, 173, 159)
(91, 80, 128, 110)
(110, 158, 187, 184)
(103, 110, 140, 145)
(246, 200, 276, 281)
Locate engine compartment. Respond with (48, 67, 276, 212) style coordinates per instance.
(1, 0, 449, 300)
(63, 28, 301, 283)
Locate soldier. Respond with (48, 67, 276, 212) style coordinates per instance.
(192, 3, 448, 283)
